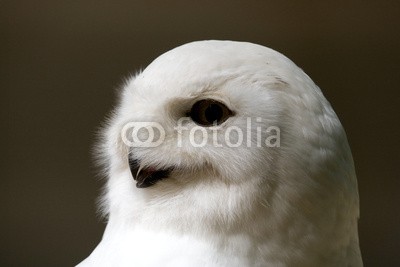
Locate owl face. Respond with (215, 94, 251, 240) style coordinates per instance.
(108, 41, 298, 190)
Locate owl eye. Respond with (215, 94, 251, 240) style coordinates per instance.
(189, 99, 233, 126)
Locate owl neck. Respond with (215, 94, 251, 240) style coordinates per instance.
(103, 169, 361, 265)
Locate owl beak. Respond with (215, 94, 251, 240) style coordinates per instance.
(128, 156, 173, 188)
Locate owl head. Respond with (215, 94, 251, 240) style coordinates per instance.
(96, 41, 360, 264)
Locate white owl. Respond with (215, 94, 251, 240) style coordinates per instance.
(77, 40, 362, 266)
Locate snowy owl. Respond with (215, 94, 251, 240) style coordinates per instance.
(77, 40, 362, 266)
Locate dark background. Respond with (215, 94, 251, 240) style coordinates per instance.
(2, 1, 399, 266)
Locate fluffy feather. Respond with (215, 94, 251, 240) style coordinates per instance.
(78, 40, 362, 266)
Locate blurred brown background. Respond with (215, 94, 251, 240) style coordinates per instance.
(2, 1, 399, 266)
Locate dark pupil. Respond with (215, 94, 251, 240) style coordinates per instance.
(204, 103, 223, 123)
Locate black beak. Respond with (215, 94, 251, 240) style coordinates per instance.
(128, 155, 173, 188)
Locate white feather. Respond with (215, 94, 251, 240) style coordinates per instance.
(78, 40, 362, 266)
